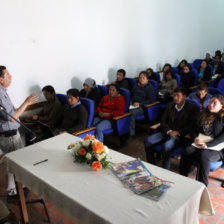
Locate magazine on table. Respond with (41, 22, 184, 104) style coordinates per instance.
(141, 182, 172, 201)
(110, 159, 165, 196)
(110, 159, 146, 180)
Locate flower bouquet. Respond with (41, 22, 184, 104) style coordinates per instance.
(67, 134, 110, 171)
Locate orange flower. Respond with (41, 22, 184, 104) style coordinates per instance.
(92, 141, 104, 154)
(79, 148, 86, 156)
(92, 161, 102, 171)
(83, 134, 95, 140)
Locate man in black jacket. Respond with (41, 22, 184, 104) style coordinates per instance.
(144, 87, 199, 170)
(114, 69, 131, 90)
(52, 89, 88, 135)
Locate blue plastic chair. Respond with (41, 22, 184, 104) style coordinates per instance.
(125, 77, 137, 89)
(217, 79, 224, 96)
(154, 72, 160, 83)
(74, 97, 96, 138)
(97, 85, 108, 96)
(208, 87, 222, 95)
(171, 67, 178, 74)
(56, 93, 68, 105)
(193, 59, 202, 69)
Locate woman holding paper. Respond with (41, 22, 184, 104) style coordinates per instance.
(179, 95, 224, 186)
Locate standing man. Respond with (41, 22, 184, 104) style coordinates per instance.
(0, 65, 38, 197)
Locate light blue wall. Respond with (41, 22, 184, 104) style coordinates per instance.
(0, 0, 223, 105)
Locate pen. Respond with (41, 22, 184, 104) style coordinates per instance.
(33, 159, 48, 166)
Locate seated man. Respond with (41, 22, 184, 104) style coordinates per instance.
(51, 89, 88, 135)
(113, 69, 131, 90)
(144, 87, 199, 170)
(187, 82, 212, 111)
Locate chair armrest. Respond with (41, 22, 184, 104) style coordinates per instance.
(72, 127, 96, 136)
(149, 123, 161, 130)
(206, 80, 215, 84)
(113, 113, 131, 120)
(189, 85, 198, 90)
(144, 101, 160, 108)
(22, 122, 36, 126)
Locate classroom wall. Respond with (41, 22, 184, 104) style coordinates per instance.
(0, 0, 224, 106)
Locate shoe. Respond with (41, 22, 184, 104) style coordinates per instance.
(7, 188, 17, 197)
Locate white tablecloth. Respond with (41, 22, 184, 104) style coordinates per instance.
(3, 133, 214, 224)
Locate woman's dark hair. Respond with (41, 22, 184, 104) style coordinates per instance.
(198, 94, 224, 126)
(165, 69, 175, 79)
(146, 68, 154, 74)
(109, 83, 120, 92)
(42, 85, 56, 95)
(162, 63, 172, 72)
(0, 66, 6, 78)
(139, 71, 149, 80)
(177, 59, 188, 70)
(117, 69, 126, 77)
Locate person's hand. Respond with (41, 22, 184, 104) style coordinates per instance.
(98, 111, 104, 117)
(194, 138, 207, 149)
(32, 115, 38, 120)
(133, 102, 140, 107)
(25, 93, 38, 106)
(168, 130, 180, 139)
(102, 112, 110, 117)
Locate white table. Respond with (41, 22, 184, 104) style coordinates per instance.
(3, 133, 214, 224)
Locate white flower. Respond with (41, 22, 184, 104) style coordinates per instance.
(85, 153, 92, 160)
(96, 153, 106, 161)
(81, 140, 91, 147)
(103, 146, 109, 154)
(72, 142, 81, 153)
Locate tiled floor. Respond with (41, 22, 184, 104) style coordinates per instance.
(0, 124, 223, 224)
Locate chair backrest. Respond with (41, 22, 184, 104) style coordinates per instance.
(149, 80, 158, 102)
(193, 59, 202, 69)
(154, 72, 160, 83)
(79, 97, 95, 128)
(56, 93, 68, 105)
(125, 77, 137, 89)
(186, 98, 200, 112)
(174, 73, 181, 87)
(119, 88, 130, 113)
(208, 64, 213, 75)
(97, 85, 108, 96)
(217, 79, 224, 96)
(171, 67, 178, 74)
(208, 87, 222, 96)
(191, 68, 198, 85)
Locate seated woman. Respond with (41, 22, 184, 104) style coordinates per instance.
(158, 69, 177, 102)
(180, 95, 224, 186)
(31, 85, 62, 125)
(197, 60, 212, 82)
(127, 71, 155, 142)
(177, 59, 188, 74)
(180, 64, 194, 94)
(187, 82, 212, 111)
(79, 78, 101, 106)
(94, 84, 125, 142)
(146, 68, 157, 81)
(159, 63, 172, 80)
